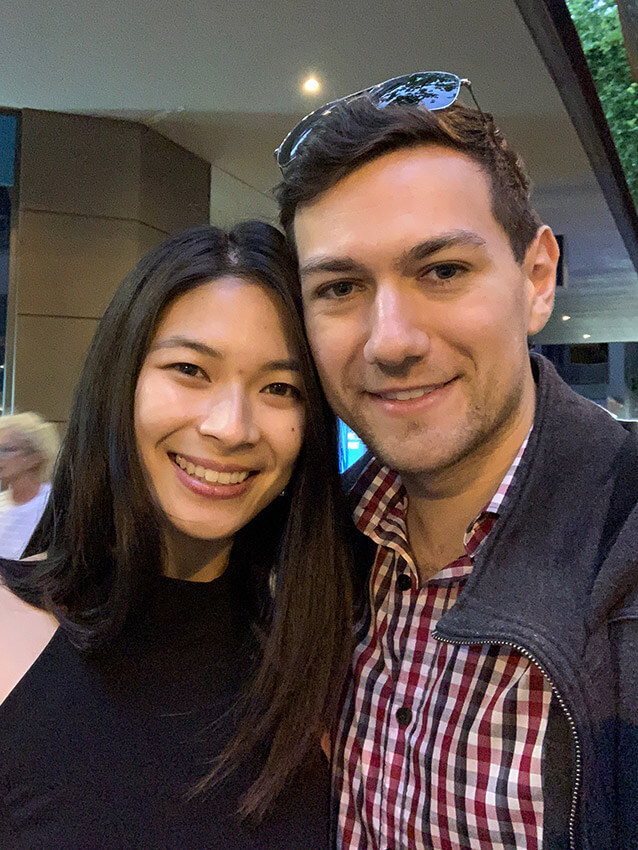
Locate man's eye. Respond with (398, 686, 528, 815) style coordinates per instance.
(319, 281, 356, 299)
(263, 382, 302, 400)
(427, 264, 462, 281)
(171, 362, 204, 378)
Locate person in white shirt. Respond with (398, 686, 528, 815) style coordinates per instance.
(0, 412, 59, 559)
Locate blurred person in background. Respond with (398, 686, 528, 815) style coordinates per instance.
(0, 412, 59, 559)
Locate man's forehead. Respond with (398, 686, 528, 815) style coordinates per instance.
(293, 145, 492, 256)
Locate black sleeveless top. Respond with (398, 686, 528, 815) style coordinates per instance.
(0, 569, 330, 848)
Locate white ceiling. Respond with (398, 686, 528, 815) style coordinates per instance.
(2, 0, 568, 116)
(2, 0, 637, 342)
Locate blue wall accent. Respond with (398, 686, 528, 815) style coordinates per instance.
(0, 115, 18, 188)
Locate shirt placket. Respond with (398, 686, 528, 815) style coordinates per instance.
(373, 522, 422, 850)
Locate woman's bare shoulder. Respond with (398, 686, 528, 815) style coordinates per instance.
(0, 579, 59, 707)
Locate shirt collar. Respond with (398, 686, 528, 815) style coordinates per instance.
(352, 427, 532, 560)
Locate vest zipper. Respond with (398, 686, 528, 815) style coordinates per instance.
(433, 632, 582, 850)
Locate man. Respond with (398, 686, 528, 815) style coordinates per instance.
(0, 412, 59, 559)
(275, 73, 638, 849)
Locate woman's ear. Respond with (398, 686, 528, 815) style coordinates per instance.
(524, 225, 560, 336)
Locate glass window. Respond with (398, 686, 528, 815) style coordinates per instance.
(0, 112, 18, 415)
(532, 342, 638, 422)
(338, 420, 368, 471)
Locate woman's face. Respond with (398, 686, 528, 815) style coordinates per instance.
(134, 275, 305, 545)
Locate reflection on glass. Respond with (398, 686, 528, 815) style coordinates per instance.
(338, 419, 368, 472)
(532, 342, 638, 422)
(375, 71, 458, 108)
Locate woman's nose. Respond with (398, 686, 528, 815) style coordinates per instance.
(198, 388, 260, 447)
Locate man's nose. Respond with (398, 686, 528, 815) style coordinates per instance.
(363, 285, 430, 369)
(198, 387, 260, 447)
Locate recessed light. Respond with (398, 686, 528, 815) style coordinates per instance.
(562, 315, 571, 321)
(303, 76, 320, 93)
(583, 334, 591, 340)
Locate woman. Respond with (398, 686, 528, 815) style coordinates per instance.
(0, 412, 59, 559)
(0, 223, 353, 848)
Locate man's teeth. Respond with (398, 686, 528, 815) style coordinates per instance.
(381, 386, 437, 401)
(174, 455, 250, 485)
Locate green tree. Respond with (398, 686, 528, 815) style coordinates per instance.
(566, 0, 638, 201)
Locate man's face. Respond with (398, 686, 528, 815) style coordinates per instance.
(294, 146, 556, 479)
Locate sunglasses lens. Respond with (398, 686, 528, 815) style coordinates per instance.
(372, 72, 460, 110)
(277, 105, 336, 168)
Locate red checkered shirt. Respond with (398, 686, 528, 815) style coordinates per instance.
(334, 434, 553, 849)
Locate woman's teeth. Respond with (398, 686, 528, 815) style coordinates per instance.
(174, 455, 250, 485)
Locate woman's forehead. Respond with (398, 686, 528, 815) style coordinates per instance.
(152, 277, 298, 365)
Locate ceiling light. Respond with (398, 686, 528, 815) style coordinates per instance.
(562, 315, 571, 321)
(583, 334, 591, 340)
(303, 76, 320, 93)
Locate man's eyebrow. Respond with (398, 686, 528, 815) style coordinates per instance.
(396, 230, 487, 271)
(298, 231, 486, 280)
(299, 257, 368, 279)
(149, 335, 300, 373)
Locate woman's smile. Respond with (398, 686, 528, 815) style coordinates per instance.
(169, 451, 258, 499)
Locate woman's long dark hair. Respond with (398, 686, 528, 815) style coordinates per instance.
(0, 222, 353, 818)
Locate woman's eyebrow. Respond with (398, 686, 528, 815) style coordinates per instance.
(150, 336, 222, 359)
(256, 359, 300, 374)
(149, 336, 300, 373)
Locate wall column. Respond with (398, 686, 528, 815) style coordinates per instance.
(8, 109, 210, 431)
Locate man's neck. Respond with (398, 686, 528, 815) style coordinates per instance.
(10, 474, 42, 506)
(402, 401, 534, 584)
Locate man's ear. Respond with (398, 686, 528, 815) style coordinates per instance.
(524, 225, 559, 336)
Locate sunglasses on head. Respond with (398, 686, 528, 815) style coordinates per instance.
(275, 71, 483, 172)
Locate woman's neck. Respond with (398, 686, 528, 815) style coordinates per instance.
(10, 474, 43, 506)
(162, 530, 233, 583)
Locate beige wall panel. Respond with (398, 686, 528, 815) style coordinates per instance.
(13, 315, 99, 422)
(209, 166, 278, 228)
(136, 221, 169, 258)
(16, 210, 157, 318)
(140, 127, 210, 235)
(19, 110, 141, 220)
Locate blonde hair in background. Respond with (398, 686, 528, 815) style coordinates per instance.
(0, 412, 61, 482)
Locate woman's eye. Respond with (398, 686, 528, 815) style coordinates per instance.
(171, 362, 204, 378)
(263, 382, 302, 400)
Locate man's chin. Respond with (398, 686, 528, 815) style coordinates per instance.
(360, 437, 455, 479)
(359, 422, 487, 481)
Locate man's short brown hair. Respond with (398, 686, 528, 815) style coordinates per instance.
(276, 99, 542, 263)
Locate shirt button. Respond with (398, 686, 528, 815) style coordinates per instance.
(396, 706, 412, 727)
(397, 573, 412, 591)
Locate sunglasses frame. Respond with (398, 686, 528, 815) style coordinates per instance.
(275, 71, 483, 171)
